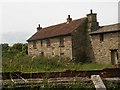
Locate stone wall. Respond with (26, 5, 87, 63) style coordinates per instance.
(85, 12, 99, 62)
(28, 36, 72, 59)
(118, 2, 120, 67)
(85, 32, 95, 62)
(91, 32, 119, 64)
(72, 22, 87, 62)
(118, 31, 120, 66)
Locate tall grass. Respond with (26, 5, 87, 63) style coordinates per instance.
(2, 51, 111, 72)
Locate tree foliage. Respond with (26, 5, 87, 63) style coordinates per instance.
(12, 43, 23, 52)
(1, 43, 9, 51)
(2, 43, 28, 55)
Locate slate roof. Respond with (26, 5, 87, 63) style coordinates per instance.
(90, 23, 120, 35)
(27, 17, 87, 41)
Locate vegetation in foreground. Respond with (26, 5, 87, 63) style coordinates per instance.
(2, 43, 120, 90)
(6, 79, 94, 90)
(5, 79, 120, 90)
(2, 43, 111, 72)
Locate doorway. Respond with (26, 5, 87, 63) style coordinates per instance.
(111, 49, 118, 68)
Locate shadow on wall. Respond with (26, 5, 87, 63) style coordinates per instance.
(85, 31, 96, 63)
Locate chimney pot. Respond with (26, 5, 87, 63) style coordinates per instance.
(68, 15, 70, 18)
(90, 9, 93, 14)
(67, 15, 72, 24)
(39, 24, 40, 27)
(37, 24, 42, 31)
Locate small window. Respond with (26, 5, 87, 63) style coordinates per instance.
(100, 34, 104, 41)
(52, 52, 54, 55)
(60, 53, 64, 59)
(41, 40, 43, 47)
(33, 41, 37, 49)
(59, 37, 64, 47)
(46, 39, 50, 47)
(41, 52, 44, 56)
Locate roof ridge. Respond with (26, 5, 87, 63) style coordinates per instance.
(27, 17, 87, 41)
(101, 23, 120, 27)
(90, 23, 120, 35)
(42, 17, 87, 30)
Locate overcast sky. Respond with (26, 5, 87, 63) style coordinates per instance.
(1, 1, 119, 45)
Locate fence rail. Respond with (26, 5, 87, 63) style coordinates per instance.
(1, 68, 120, 80)
(1, 68, 120, 89)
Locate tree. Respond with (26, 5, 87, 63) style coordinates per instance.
(1, 43, 9, 51)
(12, 43, 23, 52)
(22, 43, 28, 54)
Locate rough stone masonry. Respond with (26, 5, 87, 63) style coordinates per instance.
(27, 10, 120, 67)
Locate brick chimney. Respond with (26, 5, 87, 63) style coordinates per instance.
(37, 24, 42, 32)
(67, 15, 72, 24)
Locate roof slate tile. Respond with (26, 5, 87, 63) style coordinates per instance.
(27, 17, 87, 41)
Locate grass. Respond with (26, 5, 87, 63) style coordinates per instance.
(105, 81, 120, 90)
(2, 51, 111, 72)
(5, 78, 120, 90)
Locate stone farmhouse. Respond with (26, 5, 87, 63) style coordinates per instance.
(27, 10, 120, 67)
